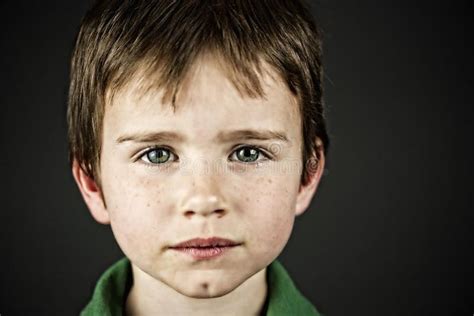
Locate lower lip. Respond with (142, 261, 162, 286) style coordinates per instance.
(171, 245, 238, 260)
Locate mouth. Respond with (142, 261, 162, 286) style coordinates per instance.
(169, 237, 242, 260)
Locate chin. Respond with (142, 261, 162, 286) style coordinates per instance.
(178, 287, 233, 299)
(170, 275, 242, 299)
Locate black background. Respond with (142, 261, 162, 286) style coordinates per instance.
(0, 0, 472, 315)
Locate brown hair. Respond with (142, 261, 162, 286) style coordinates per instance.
(67, 0, 330, 186)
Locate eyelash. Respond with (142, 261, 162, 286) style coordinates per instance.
(135, 145, 272, 167)
(230, 145, 271, 163)
(136, 146, 176, 167)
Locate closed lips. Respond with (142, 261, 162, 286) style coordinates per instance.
(171, 237, 241, 248)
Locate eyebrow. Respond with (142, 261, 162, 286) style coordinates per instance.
(116, 131, 185, 144)
(116, 129, 289, 144)
(216, 129, 289, 143)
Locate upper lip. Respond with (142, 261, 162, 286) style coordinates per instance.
(171, 237, 241, 248)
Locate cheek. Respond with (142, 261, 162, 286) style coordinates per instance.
(102, 166, 169, 258)
(240, 173, 299, 256)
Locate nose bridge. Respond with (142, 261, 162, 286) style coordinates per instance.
(179, 157, 227, 218)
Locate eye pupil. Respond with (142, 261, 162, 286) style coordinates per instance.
(237, 147, 259, 162)
(147, 149, 170, 164)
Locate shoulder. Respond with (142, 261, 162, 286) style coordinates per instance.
(80, 257, 132, 316)
(265, 260, 323, 316)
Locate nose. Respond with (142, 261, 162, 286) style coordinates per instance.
(178, 166, 228, 219)
(182, 194, 227, 218)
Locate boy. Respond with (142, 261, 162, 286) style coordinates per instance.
(68, 0, 330, 315)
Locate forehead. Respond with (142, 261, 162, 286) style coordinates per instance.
(104, 56, 302, 144)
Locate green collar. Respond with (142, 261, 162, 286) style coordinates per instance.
(80, 257, 321, 316)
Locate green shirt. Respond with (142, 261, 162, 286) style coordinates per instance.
(80, 257, 322, 316)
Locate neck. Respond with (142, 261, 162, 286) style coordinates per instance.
(125, 266, 268, 316)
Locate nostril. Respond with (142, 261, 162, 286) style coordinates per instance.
(215, 209, 226, 217)
(183, 209, 226, 218)
(184, 210, 195, 218)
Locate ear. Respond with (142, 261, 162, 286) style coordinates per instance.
(295, 138, 326, 216)
(72, 159, 110, 224)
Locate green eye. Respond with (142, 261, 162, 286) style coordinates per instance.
(235, 147, 260, 163)
(143, 148, 171, 164)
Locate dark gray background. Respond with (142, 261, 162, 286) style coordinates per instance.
(0, 0, 472, 315)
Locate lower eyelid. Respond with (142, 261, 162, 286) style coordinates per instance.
(138, 156, 178, 169)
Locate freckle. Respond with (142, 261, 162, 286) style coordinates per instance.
(146, 203, 150, 207)
(268, 179, 272, 184)
(245, 197, 249, 202)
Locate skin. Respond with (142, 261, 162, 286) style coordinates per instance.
(73, 55, 325, 315)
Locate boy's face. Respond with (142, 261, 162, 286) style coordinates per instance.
(74, 56, 324, 298)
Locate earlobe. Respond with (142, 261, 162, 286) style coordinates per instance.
(295, 139, 326, 216)
(72, 160, 110, 224)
